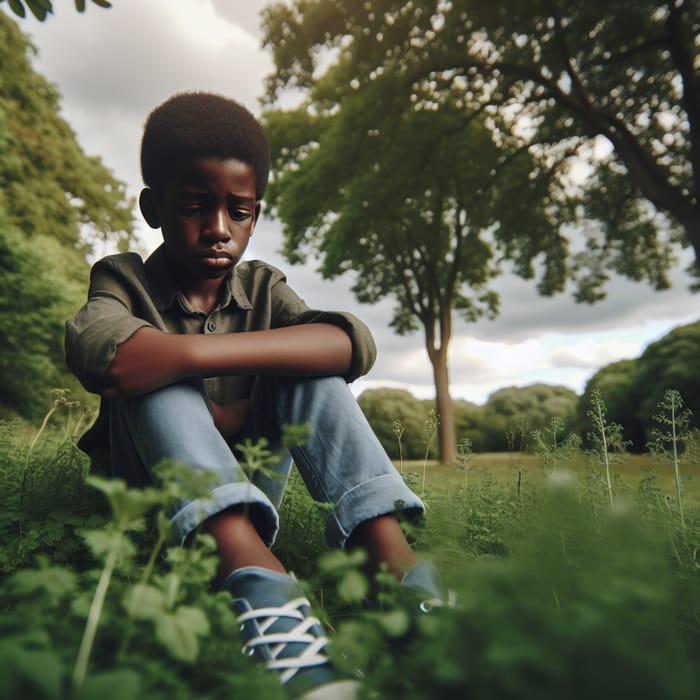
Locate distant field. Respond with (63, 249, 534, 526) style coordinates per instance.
(397, 452, 700, 506)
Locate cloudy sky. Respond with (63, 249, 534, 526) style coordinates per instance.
(11, 0, 699, 405)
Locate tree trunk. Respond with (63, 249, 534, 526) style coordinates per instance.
(427, 345, 457, 465)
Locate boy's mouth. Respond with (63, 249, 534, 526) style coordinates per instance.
(199, 250, 233, 267)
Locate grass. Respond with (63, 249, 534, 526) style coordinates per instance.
(400, 452, 700, 506)
(2, 411, 700, 699)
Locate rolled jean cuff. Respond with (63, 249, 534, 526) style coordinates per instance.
(330, 472, 426, 548)
(169, 481, 279, 547)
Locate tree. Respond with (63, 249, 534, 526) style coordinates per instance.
(0, 13, 134, 418)
(0, 13, 134, 256)
(0, 0, 111, 23)
(633, 320, 700, 438)
(480, 383, 579, 451)
(262, 0, 699, 299)
(262, 17, 561, 464)
(0, 215, 86, 418)
(575, 359, 644, 450)
(577, 320, 700, 450)
(358, 388, 429, 459)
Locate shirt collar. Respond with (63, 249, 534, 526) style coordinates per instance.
(145, 245, 252, 312)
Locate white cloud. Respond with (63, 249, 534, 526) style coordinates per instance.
(168, 0, 258, 51)
(548, 339, 641, 370)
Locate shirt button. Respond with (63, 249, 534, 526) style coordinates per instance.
(206, 319, 217, 332)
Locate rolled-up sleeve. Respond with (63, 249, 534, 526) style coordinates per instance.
(269, 274, 377, 381)
(64, 259, 154, 394)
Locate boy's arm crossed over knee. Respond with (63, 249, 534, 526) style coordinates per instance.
(101, 323, 353, 399)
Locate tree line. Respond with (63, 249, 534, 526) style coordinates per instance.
(0, 11, 132, 421)
(359, 319, 700, 458)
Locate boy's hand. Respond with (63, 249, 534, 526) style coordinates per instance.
(210, 398, 250, 438)
(101, 327, 190, 399)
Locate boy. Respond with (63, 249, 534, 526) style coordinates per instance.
(65, 92, 441, 699)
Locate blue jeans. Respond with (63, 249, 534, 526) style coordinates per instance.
(108, 376, 424, 547)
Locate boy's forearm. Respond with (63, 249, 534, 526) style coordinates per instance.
(191, 324, 353, 378)
(101, 323, 353, 398)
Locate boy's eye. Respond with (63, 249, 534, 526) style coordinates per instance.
(229, 207, 253, 223)
(180, 202, 203, 216)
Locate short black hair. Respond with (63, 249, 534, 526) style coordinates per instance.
(140, 91, 270, 199)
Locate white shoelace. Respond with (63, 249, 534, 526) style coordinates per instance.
(237, 597, 330, 684)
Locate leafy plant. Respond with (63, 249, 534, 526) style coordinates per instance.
(649, 389, 694, 529)
(586, 390, 630, 509)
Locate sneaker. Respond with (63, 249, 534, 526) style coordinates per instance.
(370, 560, 456, 648)
(225, 566, 359, 699)
(400, 560, 456, 611)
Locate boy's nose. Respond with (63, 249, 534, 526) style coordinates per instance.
(203, 208, 231, 240)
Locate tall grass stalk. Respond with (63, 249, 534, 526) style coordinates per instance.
(24, 389, 72, 469)
(587, 391, 615, 509)
(588, 389, 628, 509)
(71, 528, 122, 695)
(456, 438, 473, 500)
(71, 477, 161, 694)
(650, 389, 692, 530)
(670, 397, 684, 529)
(422, 409, 438, 497)
(20, 390, 74, 538)
(392, 419, 405, 475)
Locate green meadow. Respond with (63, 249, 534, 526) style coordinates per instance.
(2, 405, 699, 699)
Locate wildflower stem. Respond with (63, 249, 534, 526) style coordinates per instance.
(670, 400, 686, 529)
(71, 522, 125, 694)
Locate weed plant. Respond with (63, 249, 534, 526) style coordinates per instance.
(1, 392, 699, 699)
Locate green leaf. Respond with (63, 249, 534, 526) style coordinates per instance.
(154, 606, 210, 662)
(74, 0, 85, 11)
(0, 646, 64, 700)
(122, 584, 166, 620)
(90, 0, 112, 7)
(80, 528, 134, 562)
(318, 549, 353, 574)
(10, 563, 77, 604)
(77, 670, 140, 700)
(85, 476, 161, 526)
(375, 608, 410, 637)
(337, 569, 368, 603)
(7, 0, 26, 18)
(25, 0, 50, 20)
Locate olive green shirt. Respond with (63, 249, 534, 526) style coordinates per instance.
(65, 245, 376, 452)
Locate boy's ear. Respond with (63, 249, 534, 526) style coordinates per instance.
(139, 188, 161, 229)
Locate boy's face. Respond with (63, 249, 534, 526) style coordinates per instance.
(142, 157, 260, 285)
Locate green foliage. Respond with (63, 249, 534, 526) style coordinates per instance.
(359, 384, 581, 458)
(0, 216, 89, 419)
(358, 388, 431, 459)
(649, 389, 695, 529)
(634, 321, 700, 438)
(586, 389, 630, 508)
(0, 418, 285, 700)
(0, 13, 134, 252)
(262, 0, 700, 291)
(0, 0, 111, 22)
(2, 394, 700, 698)
(481, 384, 579, 452)
(579, 320, 700, 451)
(575, 358, 644, 449)
(0, 13, 135, 419)
(531, 416, 583, 471)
